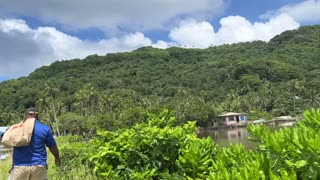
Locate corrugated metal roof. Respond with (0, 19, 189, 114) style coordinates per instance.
(218, 112, 247, 117)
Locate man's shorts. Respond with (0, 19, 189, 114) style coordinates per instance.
(9, 166, 48, 180)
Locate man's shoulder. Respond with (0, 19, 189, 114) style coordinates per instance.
(35, 120, 50, 131)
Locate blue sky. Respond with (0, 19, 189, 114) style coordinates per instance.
(0, 0, 319, 81)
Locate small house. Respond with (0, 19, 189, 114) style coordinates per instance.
(218, 112, 248, 126)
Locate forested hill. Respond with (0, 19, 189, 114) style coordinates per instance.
(0, 25, 320, 129)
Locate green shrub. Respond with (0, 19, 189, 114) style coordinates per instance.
(89, 109, 201, 179)
(54, 108, 320, 179)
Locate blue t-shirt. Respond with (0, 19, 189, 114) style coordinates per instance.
(13, 120, 56, 166)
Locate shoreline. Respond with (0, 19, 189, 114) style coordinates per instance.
(198, 118, 297, 131)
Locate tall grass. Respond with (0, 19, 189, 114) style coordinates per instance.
(47, 152, 97, 180)
(0, 154, 11, 180)
(0, 150, 97, 180)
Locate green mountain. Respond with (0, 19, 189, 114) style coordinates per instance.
(1, 25, 320, 130)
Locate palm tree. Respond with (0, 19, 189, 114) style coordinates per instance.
(97, 91, 109, 113)
(288, 79, 305, 114)
(74, 84, 98, 116)
(45, 81, 61, 137)
(289, 79, 305, 97)
(36, 93, 53, 130)
(257, 92, 271, 111)
(304, 89, 320, 109)
(0, 110, 20, 126)
(75, 88, 87, 116)
(240, 93, 255, 113)
(87, 85, 98, 116)
(226, 89, 237, 101)
(229, 97, 242, 112)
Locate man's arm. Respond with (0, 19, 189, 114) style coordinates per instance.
(49, 145, 61, 166)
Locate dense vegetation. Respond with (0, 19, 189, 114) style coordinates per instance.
(37, 108, 320, 179)
(2, 108, 320, 179)
(0, 25, 320, 133)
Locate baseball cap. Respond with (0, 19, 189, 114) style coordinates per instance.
(25, 107, 39, 115)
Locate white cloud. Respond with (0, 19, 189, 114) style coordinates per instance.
(215, 16, 255, 44)
(279, 0, 320, 22)
(0, 19, 152, 79)
(216, 14, 299, 44)
(261, 0, 320, 23)
(0, 0, 225, 33)
(152, 40, 170, 49)
(169, 19, 215, 48)
(167, 14, 299, 48)
(97, 32, 152, 52)
(0, 19, 30, 33)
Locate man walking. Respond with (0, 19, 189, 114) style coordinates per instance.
(9, 107, 61, 180)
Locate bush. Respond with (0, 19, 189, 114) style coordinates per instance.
(55, 108, 320, 179)
(89, 109, 207, 179)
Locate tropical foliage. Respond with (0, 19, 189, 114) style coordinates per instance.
(0, 25, 320, 131)
(49, 108, 320, 179)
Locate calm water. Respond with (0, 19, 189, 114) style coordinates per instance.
(198, 128, 256, 148)
(198, 125, 288, 148)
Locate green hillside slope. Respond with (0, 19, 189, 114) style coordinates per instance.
(0, 25, 319, 130)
